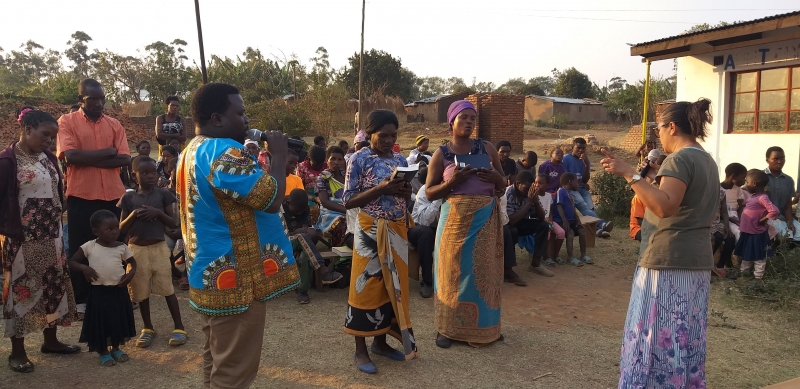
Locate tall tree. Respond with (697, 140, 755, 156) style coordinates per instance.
(497, 77, 545, 95)
(93, 50, 148, 103)
(341, 49, 416, 102)
(553, 67, 594, 98)
(64, 31, 95, 77)
(3, 40, 62, 85)
(143, 39, 191, 106)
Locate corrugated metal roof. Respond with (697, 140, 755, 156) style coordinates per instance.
(632, 10, 800, 47)
(527, 95, 604, 105)
(413, 94, 451, 104)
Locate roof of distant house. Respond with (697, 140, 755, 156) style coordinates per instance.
(527, 95, 604, 105)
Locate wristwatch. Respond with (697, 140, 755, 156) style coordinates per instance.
(628, 174, 642, 185)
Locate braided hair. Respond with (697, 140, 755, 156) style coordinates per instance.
(17, 106, 57, 129)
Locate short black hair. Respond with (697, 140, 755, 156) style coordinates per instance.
(79, 78, 103, 96)
(287, 149, 299, 159)
(537, 173, 549, 184)
(326, 146, 345, 159)
(516, 170, 535, 185)
(136, 140, 150, 149)
(746, 169, 769, 189)
(309, 145, 326, 164)
(17, 106, 57, 129)
(313, 135, 326, 145)
(496, 140, 512, 150)
(418, 166, 429, 183)
(338, 140, 349, 149)
(90, 209, 118, 229)
(573, 137, 587, 145)
(133, 156, 156, 172)
(356, 141, 370, 150)
(560, 172, 577, 186)
(167, 137, 181, 145)
(364, 110, 399, 135)
(166, 96, 180, 105)
(725, 163, 747, 177)
(766, 146, 784, 159)
(288, 188, 309, 208)
(525, 151, 538, 165)
(161, 145, 177, 157)
(191, 83, 240, 127)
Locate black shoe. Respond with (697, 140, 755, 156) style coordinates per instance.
(295, 290, 310, 304)
(435, 333, 452, 349)
(419, 284, 433, 298)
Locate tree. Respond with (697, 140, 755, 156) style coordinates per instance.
(65, 31, 95, 77)
(496, 77, 545, 95)
(341, 49, 416, 102)
(604, 76, 676, 124)
(93, 50, 148, 103)
(529, 75, 555, 96)
(143, 39, 191, 109)
(553, 67, 594, 98)
(3, 40, 62, 85)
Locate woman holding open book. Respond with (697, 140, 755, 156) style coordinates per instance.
(425, 100, 508, 348)
(343, 110, 418, 374)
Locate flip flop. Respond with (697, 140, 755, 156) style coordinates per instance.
(581, 256, 594, 265)
(169, 329, 188, 346)
(99, 354, 116, 367)
(370, 342, 405, 361)
(110, 349, 129, 363)
(40, 345, 81, 354)
(570, 258, 585, 267)
(543, 258, 556, 267)
(8, 356, 34, 373)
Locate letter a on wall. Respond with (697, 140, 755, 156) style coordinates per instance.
(724, 55, 735, 70)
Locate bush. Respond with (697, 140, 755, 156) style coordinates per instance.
(549, 113, 569, 129)
(534, 119, 548, 127)
(591, 171, 633, 220)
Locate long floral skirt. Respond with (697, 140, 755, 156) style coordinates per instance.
(619, 267, 710, 389)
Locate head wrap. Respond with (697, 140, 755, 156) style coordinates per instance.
(415, 135, 429, 146)
(17, 108, 33, 124)
(447, 100, 476, 125)
(244, 139, 259, 147)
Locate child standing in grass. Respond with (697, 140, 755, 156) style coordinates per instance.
(552, 173, 590, 266)
(735, 169, 781, 279)
(69, 210, 137, 367)
(118, 156, 187, 347)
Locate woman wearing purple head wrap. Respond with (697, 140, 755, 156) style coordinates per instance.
(425, 100, 508, 348)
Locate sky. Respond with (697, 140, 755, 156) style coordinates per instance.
(1, 0, 798, 91)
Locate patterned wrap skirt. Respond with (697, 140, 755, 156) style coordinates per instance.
(619, 267, 710, 389)
(343, 210, 417, 360)
(434, 195, 504, 345)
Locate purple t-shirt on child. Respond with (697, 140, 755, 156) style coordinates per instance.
(553, 188, 576, 223)
(538, 161, 565, 192)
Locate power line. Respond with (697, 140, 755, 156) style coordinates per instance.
(481, 13, 705, 24)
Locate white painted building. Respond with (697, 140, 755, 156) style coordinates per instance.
(631, 11, 800, 180)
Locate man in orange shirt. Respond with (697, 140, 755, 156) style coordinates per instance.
(630, 195, 645, 241)
(58, 79, 132, 309)
(285, 149, 304, 196)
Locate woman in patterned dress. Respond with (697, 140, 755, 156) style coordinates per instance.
(315, 146, 350, 247)
(0, 108, 80, 373)
(343, 110, 417, 374)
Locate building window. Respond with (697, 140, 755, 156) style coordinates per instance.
(730, 66, 800, 133)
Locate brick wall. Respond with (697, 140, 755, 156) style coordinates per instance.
(130, 116, 196, 138)
(465, 94, 525, 152)
(620, 102, 674, 154)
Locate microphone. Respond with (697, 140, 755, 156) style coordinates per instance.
(245, 129, 305, 149)
(640, 149, 661, 177)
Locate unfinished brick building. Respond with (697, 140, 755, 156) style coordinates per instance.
(465, 94, 525, 152)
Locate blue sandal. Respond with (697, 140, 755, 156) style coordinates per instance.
(354, 354, 377, 374)
(99, 354, 116, 367)
(570, 258, 585, 267)
(370, 342, 406, 361)
(169, 329, 188, 347)
(543, 258, 556, 267)
(110, 349, 129, 363)
(582, 256, 594, 265)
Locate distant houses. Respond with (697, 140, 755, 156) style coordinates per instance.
(403, 92, 470, 123)
(524, 95, 608, 124)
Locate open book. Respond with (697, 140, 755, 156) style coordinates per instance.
(391, 166, 419, 182)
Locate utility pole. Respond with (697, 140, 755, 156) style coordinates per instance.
(194, 0, 208, 84)
(357, 0, 365, 135)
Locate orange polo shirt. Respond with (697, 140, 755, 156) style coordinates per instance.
(630, 195, 646, 240)
(285, 173, 304, 196)
(57, 110, 130, 201)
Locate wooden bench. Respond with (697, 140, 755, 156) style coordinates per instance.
(579, 215, 601, 248)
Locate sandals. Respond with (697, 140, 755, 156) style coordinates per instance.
(555, 257, 566, 265)
(168, 329, 188, 347)
(570, 258, 585, 267)
(40, 344, 81, 354)
(110, 349, 129, 362)
(8, 356, 34, 373)
(135, 329, 156, 348)
(179, 276, 189, 291)
(581, 256, 594, 265)
(543, 258, 556, 267)
(99, 354, 116, 367)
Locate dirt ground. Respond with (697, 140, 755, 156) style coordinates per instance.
(1, 125, 798, 388)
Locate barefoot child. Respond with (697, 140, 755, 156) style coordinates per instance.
(735, 169, 781, 279)
(119, 156, 187, 347)
(553, 173, 590, 266)
(69, 210, 137, 366)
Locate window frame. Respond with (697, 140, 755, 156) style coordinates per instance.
(729, 65, 800, 134)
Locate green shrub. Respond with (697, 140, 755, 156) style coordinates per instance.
(591, 172, 633, 220)
(549, 113, 569, 129)
(534, 119, 548, 127)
